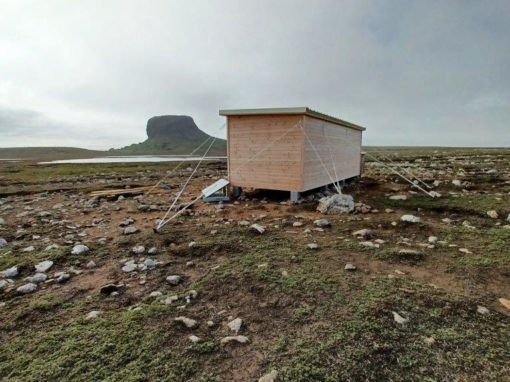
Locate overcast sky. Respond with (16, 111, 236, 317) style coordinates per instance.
(1, 0, 509, 149)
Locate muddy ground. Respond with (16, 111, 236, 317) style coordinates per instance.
(0, 148, 509, 382)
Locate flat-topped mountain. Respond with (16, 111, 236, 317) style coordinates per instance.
(115, 115, 226, 155)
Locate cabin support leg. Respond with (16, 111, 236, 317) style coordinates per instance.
(232, 186, 242, 198)
(290, 191, 300, 202)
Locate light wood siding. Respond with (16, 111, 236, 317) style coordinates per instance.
(227, 115, 304, 191)
(303, 115, 362, 191)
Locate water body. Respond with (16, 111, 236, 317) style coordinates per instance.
(39, 155, 227, 164)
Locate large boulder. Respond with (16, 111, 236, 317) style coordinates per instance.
(317, 194, 355, 214)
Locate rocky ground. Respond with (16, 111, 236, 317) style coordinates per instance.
(0, 148, 509, 382)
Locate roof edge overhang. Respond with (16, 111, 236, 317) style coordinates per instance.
(219, 107, 366, 131)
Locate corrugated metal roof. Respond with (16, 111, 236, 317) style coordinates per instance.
(219, 107, 366, 131)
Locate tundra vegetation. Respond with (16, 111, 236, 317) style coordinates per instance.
(0, 147, 509, 381)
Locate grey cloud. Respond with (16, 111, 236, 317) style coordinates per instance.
(0, 0, 509, 148)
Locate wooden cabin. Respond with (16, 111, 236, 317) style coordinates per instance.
(219, 107, 365, 200)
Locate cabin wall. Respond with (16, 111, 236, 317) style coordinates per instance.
(227, 115, 304, 191)
(303, 115, 362, 191)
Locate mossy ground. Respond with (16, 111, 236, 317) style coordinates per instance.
(0, 148, 509, 381)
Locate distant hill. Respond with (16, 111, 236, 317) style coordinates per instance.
(114, 115, 226, 156)
(0, 147, 105, 161)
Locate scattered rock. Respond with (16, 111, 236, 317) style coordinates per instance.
(227, 318, 243, 333)
(499, 298, 510, 311)
(258, 371, 278, 382)
(86, 310, 102, 319)
(428, 236, 438, 243)
(71, 244, 89, 255)
(314, 219, 331, 228)
(29, 273, 47, 284)
(45, 244, 59, 251)
(452, 179, 462, 187)
(1, 266, 18, 278)
(477, 305, 490, 315)
(17, 283, 37, 294)
(250, 224, 265, 234)
(132, 245, 145, 254)
(122, 262, 137, 273)
(35, 260, 54, 273)
(86, 260, 97, 269)
(220, 335, 249, 345)
(392, 311, 409, 325)
(189, 335, 200, 343)
(353, 229, 373, 240)
(119, 217, 134, 227)
(56, 272, 71, 283)
(487, 210, 499, 219)
(0, 238, 7, 248)
(144, 259, 156, 269)
(317, 194, 354, 214)
(389, 195, 407, 200)
(307, 243, 319, 250)
(344, 263, 357, 271)
(174, 316, 198, 329)
(123, 226, 139, 235)
(22, 246, 35, 252)
(166, 275, 182, 285)
(400, 215, 420, 223)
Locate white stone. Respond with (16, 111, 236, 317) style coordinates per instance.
(30, 273, 47, 284)
(86, 310, 102, 319)
(71, 244, 89, 255)
(1, 266, 18, 278)
(428, 236, 438, 243)
(0, 238, 7, 248)
(22, 246, 35, 252)
(144, 259, 156, 269)
(122, 263, 137, 273)
(307, 243, 319, 250)
(250, 224, 265, 234)
(189, 335, 200, 343)
(166, 275, 181, 285)
(389, 195, 407, 200)
(344, 263, 357, 271)
(487, 210, 499, 219)
(314, 219, 331, 227)
(35, 260, 54, 273)
(317, 194, 354, 214)
(477, 305, 489, 315)
(45, 244, 59, 251)
(123, 226, 139, 235)
(17, 283, 37, 294)
(174, 316, 197, 328)
(132, 245, 145, 254)
(228, 318, 243, 333)
(258, 371, 278, 382)
(452, 179, 462, 186)
(86, 260, 97, 269)
(400, 215, 421, 223)
(392, 311, 409, 325)
(220, 335, 249, 345)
